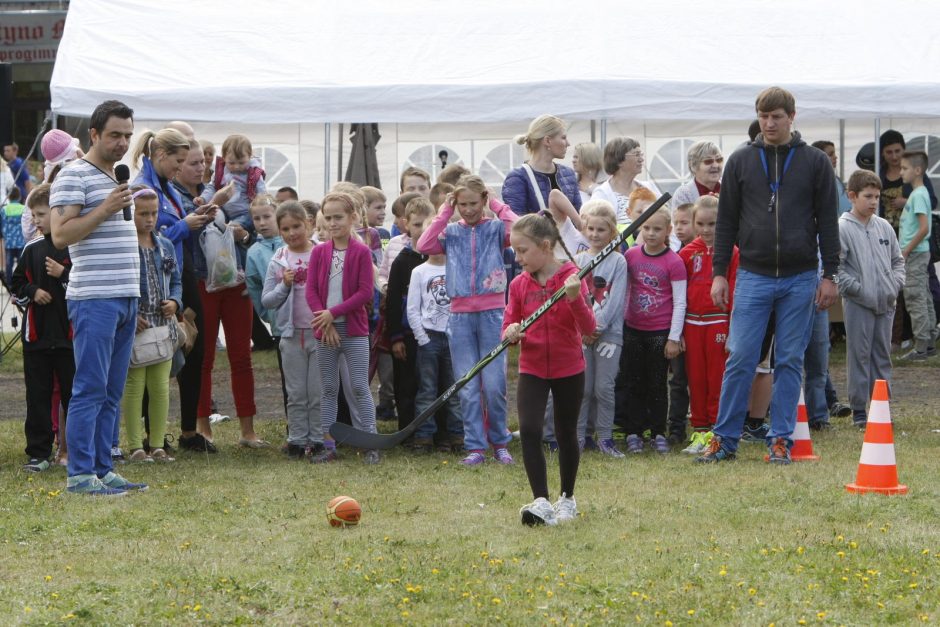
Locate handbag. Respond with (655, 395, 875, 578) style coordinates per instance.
(130, 324, 176, 368)
(178, 308, 199, 355)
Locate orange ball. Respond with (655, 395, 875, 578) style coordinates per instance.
(327, 495, 361, 527)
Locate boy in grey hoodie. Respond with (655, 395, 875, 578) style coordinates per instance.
(838, 171, 905, 427)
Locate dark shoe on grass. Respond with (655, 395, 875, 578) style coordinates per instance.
(179, 433, 218, 453)
(695, 435, 735, 463)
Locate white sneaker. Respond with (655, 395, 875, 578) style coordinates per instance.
(681, 431, 713, 455)
(209, 413, 231, 424)
(520, 497, 558, 526)
(553, 493, 578, 523)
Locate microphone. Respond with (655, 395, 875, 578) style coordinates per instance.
(114, 164, 132, 221)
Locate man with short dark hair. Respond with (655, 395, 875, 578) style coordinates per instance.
(275, 186, 298, 203)
(698, 86, 840, 465)
(50, 99, 148, 496)
(3, 141, 32, 199)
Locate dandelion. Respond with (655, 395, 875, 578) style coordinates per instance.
(193, 604, 201, 612)
(687, 609, 695, 616)
(719, 568, 727, 577)
(431, 568, 439, 575)
(836, 551, 845, 559)
(748, 588, 757, 596)
(848, 541, 857, 549)
(798, 620, 806, 625)
(546, 590, 554, 598)
(909, 583, 918, 589)
(401, 611, 410, 617)
(492, 598, 501, 605)
(44, 575, 52, 582)
(797, 546, 805, 555)
(836, 535, 844, 542)
(817, 611, 826, 619)
(665, 621, 673, 627)
(877, 602, 885, 609)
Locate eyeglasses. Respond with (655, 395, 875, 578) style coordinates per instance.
(701, 157, 724, 166)
(625, 150, 644, 159)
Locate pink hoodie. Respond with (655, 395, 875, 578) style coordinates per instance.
(503, 261, 595, 379)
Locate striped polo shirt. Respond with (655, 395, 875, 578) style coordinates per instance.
(50, 159, 140, 300)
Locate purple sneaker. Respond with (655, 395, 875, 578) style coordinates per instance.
(460, 451, 486, 466)
(626, 434, 643, 454)
(652, 435, 670, 455)
(494, 447, 515, 465)
(598, 438, 626, 458)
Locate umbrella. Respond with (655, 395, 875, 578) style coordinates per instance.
(344, 123, 381, 188)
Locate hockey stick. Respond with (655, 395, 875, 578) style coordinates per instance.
(330, 192, 672, 449)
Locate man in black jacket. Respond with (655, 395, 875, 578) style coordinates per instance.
(698, 86, 839, 465)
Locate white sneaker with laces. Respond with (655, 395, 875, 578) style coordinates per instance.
(553, 493, 578, 523)
(520, 497, 558, 526)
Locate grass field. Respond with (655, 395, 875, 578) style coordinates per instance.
(0, 344, 938, 625)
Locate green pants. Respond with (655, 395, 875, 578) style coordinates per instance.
(122, 358, 172, 451)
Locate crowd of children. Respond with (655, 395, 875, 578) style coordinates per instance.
(6, 112, 932, 523)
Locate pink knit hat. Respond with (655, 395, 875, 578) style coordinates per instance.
(41, 129, 79, 163)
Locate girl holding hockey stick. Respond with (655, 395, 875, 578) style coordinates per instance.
(503, 213, 595, 526)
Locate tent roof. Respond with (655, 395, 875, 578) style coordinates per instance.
(51, 0, 940, 123)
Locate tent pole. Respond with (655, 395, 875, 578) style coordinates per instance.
(337, 123, 344, 181)
(324, 122, 331, 194)
(874, 119, 880, 175)
(590, 120, 596, 144)
(600, 119, 607, 148)
(838, 119, 845, 181)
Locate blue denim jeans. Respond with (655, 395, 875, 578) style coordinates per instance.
(66, 297, 138, 478)
(414, 330, 463, 440)
(802, 309, 830, 424)
(447, 309, 509, 451)
(713, 270, 817, 452)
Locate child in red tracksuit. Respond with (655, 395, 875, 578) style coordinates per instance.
(503, 213, 595, 527)
(678, 195, 738, 454)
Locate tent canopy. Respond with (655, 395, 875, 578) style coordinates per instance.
(52, 0, 940, 123)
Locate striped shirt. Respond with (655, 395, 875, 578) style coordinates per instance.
(50, 159, 140, 300)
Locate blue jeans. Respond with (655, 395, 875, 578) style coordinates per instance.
(713, 270, 817, 452)
(802, 309, 830, 424)
(66, 297, 138, 478)
(447, 310, 509, 451)
(414, 330, 463, 440)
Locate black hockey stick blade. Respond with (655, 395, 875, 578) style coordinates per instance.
(330, 192, 672, 449)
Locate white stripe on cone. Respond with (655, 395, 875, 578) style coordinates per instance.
(868, 399, 891, 424)
(858, 442, 897, 466)
(793, 421, 811, 439)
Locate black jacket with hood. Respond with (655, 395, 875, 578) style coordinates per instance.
(713, 131, 839, 279)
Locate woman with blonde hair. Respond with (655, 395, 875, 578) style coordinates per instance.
(502, 114, 582, 216)
(572, 142, 603, 204)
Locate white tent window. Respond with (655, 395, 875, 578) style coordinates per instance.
(403, 144, 463, 184)
(479, 142, 527, 199)
(258, 147, 297, 191)
(648, 138, 699, 196)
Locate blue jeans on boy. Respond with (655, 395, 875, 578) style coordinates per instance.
(414, 330, 463, 440)
(447, 310, 509, 451)
(66, 297, 138, 479)
(713, 269, 817, 452)
(803, 309, 830, 424)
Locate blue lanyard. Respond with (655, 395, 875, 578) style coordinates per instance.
(759, 147, 795, 212)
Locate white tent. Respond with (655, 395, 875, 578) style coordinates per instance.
(50, 0, 940, 197)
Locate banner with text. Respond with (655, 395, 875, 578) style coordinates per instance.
(0, 11, 67, 64)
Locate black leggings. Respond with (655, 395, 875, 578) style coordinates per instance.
(622, 327, 669, 437)
(176, 253, 205, 432)
(517, 372, 584, 499)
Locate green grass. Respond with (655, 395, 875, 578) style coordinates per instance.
(1, 423, 938, 624)
(0, 345, 938, 624)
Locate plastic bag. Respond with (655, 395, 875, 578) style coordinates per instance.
(201, 222, 244, 292)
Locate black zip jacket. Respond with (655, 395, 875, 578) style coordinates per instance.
(10, 234, 73, 352)
(386, 246, 427, 343)
(713, 131, 839, 279)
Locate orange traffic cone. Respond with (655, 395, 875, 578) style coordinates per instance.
(764, 389, 818, 462)
(790, 389, 819, 461)
(845, 380, 908, 495)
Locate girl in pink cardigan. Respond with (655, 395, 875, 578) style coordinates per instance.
(305, 192, 379, 464)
